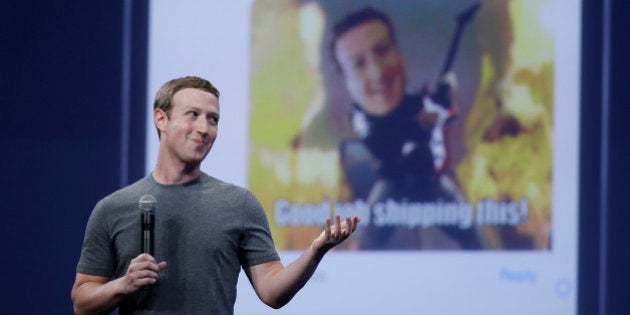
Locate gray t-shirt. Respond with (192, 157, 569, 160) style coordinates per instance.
(76, 172, 280, 314)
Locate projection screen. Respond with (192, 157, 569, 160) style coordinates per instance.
(146, 1, 581, 314)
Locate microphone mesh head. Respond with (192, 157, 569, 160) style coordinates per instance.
(139, 194, 157, 211)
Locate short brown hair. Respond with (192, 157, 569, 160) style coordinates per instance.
(153, 76, 220, 138)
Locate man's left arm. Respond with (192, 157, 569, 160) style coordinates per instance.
(243, 215, 360, 309)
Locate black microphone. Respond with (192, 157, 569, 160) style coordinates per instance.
(139, 194, 157, 256)
(137, 194, 157, 307)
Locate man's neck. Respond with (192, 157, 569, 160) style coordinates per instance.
(153, 159, 201, 185)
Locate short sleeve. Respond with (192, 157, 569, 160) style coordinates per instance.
(76, 199, 115, 277)
(238, 191, 280, 267)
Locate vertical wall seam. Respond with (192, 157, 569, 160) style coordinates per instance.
(598, 0, 611, 314)
(120, 0, 132, 188)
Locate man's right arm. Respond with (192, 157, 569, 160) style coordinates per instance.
(71, 254, 167, 315)
(71, 273, 124, 315)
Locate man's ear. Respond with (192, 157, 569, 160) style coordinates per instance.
(154, 109, 168, 134)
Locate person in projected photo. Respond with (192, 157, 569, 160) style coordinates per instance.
(71, 76, 360, 314)
(332, 7, 480, 249)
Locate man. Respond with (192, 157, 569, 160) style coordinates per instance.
(71, 76, 360, 314)
(332, 7, 479, 249)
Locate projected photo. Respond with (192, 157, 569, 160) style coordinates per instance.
(248, 0, 553, 251)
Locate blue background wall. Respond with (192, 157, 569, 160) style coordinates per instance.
(1, 1, 147, 313)
(1, 1, 627, 314)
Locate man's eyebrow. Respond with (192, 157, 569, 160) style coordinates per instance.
(182, 105, 199, 110)
(182, 105, 207, 112)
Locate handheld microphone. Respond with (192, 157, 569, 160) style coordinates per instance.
(139, 194, 157, 256)
(138, 194, 157, 307)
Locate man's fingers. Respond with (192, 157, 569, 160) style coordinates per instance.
(125, 269, 159, 289)
(335, 215, 342, 239)
(135, 269, 159, 280)
(127, 257, 167, 281)
(353, 216, 361, 232)
(157, 261, 168, 271)
(325, 218, 331, 240)
(134, 253, 156, 263)
(312, 215, 362, 251)
(344, 217, 352, 235)
(130, 261, 161, 273)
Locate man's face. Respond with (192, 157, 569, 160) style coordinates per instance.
(154, 87, 220, 166)
(335, 20, 406, 116)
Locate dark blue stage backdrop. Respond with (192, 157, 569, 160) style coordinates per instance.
(1, 1, 147, 313)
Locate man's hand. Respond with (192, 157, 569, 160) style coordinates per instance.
(311, 215, 360, 252)
(119, 254, 167, 295)
(71, 254, 167, 315)
(244, 215, 361, 309)
(431, 70, 458, 108)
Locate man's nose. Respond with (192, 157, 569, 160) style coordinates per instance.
(365, 56, 384, 80)
(195, 118, 210, 134)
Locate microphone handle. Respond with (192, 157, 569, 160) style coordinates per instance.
(138, 210, 155, 307)
(141, 211, 154, 255)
